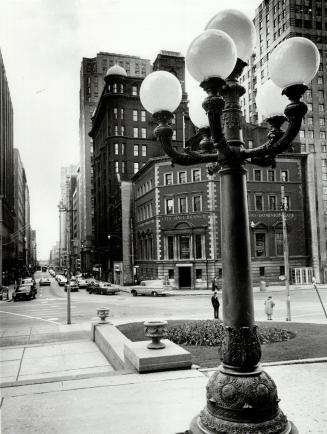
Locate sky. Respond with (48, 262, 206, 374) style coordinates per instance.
(0, 0, 261, 259)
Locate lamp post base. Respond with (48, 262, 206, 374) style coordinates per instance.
(186, 365, 298, 434)
(189, 416, 298, 434)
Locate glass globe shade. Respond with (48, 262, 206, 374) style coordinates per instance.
(186, 29, 237, 83)
(256, 79, 289, 120)
(205, 9, 256, 62)
(269, 37, 320, 88)
(188, 86, 209, 128)
(140, 71, 182, 114)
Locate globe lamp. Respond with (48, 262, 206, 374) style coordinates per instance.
(256, 79, 289, 120)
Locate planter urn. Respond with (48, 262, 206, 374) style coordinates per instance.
(144, 320, 168, 349)
(97, 307, 110, 323)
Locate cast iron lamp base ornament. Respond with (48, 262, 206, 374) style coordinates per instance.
(140, 9, 319, 434)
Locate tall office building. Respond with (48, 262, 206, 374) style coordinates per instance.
(240, 0, 327, 280)
(0, 50, 15, 284)
(79, 52, 152, 272)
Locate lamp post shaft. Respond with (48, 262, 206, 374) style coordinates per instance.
(220, 165, 254, 329)
(281, 185, 291, 321)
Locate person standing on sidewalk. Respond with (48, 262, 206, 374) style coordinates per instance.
(211, 290, 220, 319)
(264, 296, 275, 320)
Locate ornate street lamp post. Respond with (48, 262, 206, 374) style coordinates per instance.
(140, 9, 320, 434)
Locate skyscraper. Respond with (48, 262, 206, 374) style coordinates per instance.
(240, 0, 327, 280)
(79, 52, 152, 272)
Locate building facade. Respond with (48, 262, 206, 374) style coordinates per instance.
(0, 50, 15, 284)
(79, 52, 152, 273)
(132, 148, 311, 288)
(240, 0, 327, 280)
(89, 52, 191, 284)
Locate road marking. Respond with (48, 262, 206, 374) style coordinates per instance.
(47, 318, 59, 321)
(0, 310, 61, 325)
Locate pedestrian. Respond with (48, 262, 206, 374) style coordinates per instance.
(211, 290, 220, 320)
(264, 296, 275, 320)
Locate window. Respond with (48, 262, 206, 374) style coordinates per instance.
(133, 145, 139, 156)
(196, 269, 203, 280)
(268, 170, 275, 182)
(255, 233, 266, 257)
(318, 90, 324, 99)
(179, 235, 190, 259)
(307, 130, 314, 140)
(321, 145, 327, 153)
(168, 269, 174, 279)
(248, 140, 253, 149)
(132, 86, 137, 96)
(195, 234, 202, 259)
(121, 125, 125, 136)
(141, 110, 146, 122)
(259, 266, 265, 276)
(115, 161, 119, 173)
(318, 77, 324, 85)
(113, 107, 118, 119)
(142, 145, 147, 156)
(283, 195, 290, 210)
(319, 118, 325, 127)
(179, 197, 187, 213)
(193, 195, 202, 212)
(178, 171, 187, 183)
(121, 161, 126, 173)
(114, 143, 119, 155)
(299, 130, 305, 139)
(166, 198, 174, 214)
(275, 232, 283, 256)
(167, 237, 174, 259)
(114, 125, 118, 136)
(172, 130, 176, 140)
(319, 104, 325, 113)
(120, 108, 124, 120)
(192, 169, 201, 182)
(254, 169, 262, 181)
(141, 128, 146, 138)
(309, 144, 315, 153)
(307, 103, 313, 112)
(121, 143, 125, 154)
(281, 171, 288, 182)
(255, 195, 263, 210)
(321, 132, 326, 140)
(120, 84, 124, 93)
(307, 117, 313, 126)
(133, 128, 138, 138)
(133, 110, 138, 121)
(269, 195, 277, 210)
(165, 173, 173, 185)
(113, 83, 117, 93)
(134, 162, 139, 173)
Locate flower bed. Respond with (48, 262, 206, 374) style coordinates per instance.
(166, 320, 295, 347)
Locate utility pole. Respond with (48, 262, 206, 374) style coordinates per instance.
(281, 185, 291, 321)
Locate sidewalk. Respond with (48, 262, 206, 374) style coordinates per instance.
(1, 357, 327, 433)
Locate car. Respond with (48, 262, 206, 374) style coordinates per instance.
(12, 284, 37, 301)
(64, 280, 79, 292)
(130, 280, 173, 297)
(88, 281, 120, 295)
(86, 279, 99, 292)
(57, 276, 68, 286)
(77, 277, 88, 289)
(49, 269, 56, 277)
(0, 286, 9, 301)
(39, 277, 51, 286)
(21, 277, 36, 288)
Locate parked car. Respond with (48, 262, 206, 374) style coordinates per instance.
(57, 275, 68, 286)
(64, 280, 79, 292)
(0, 286, 9, 300)
(77, 277, 88, 289)
(130, 280, 173, 297)
(12, 284, 37, 301)
(21, 277, 36, 288)
(39, 277, 51, 286)
(88, 281, 120, 295)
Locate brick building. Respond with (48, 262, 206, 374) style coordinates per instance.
(132, 124, 313, 288)
(89, 52, 192, 284)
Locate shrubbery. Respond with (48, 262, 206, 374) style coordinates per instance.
(166, 320, 295, 347)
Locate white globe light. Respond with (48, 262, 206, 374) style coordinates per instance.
(256, 79, 289, 120)
(186, 29, 237, 83)
(189, 86, 209, 128)
(269, 37, 320, 88)
(140, 71, 182, 114)
(206, 9, 256, 62)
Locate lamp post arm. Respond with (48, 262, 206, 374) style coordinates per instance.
(154, 112, 218, 166)
(242, 88, 307, 166)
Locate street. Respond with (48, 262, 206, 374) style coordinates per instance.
(1, 271, 327, 332)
